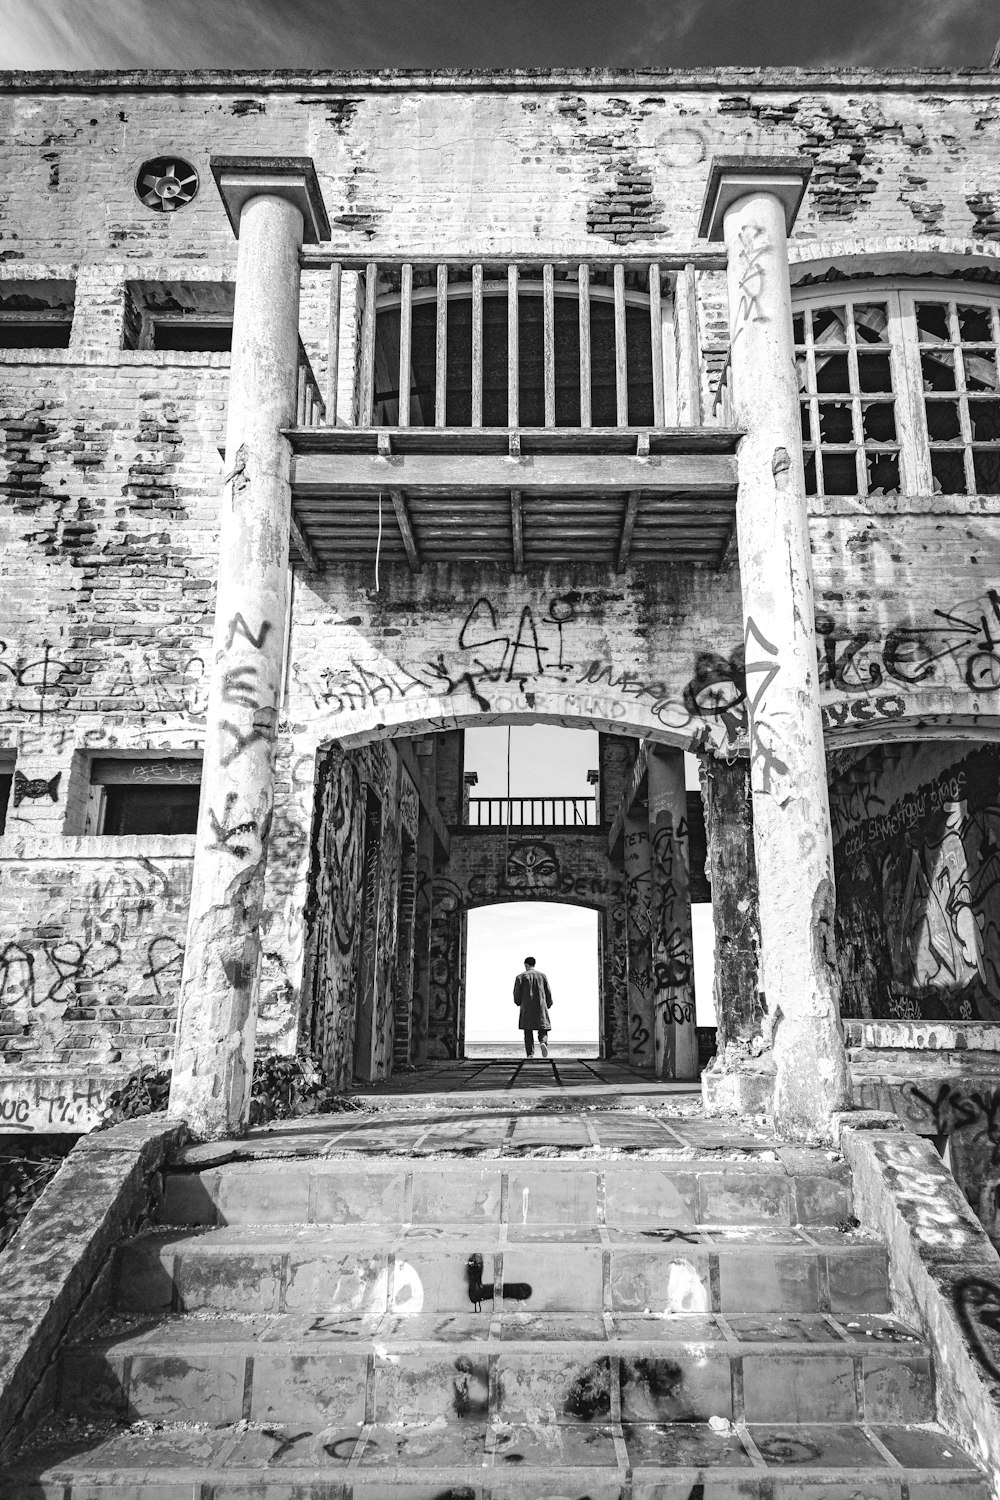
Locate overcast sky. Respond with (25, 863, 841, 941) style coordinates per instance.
(2, 0, 996, 71)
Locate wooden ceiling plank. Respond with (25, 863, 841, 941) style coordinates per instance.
(291, 451, 737, 495)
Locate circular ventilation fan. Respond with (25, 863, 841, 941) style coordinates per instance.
(135, 157, 199, 213)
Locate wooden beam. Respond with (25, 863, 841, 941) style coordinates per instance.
(435, 263, 448, 428)
(291, 450, 737, 494)
(325, 262, 341, 423)
(471, 263, 483, 429)
(648, 262, 664, 428)
(613, 262, 628, 428)
(360, 261, 378, 427)
(578, 262, 592, 429)
(398, 262, 413, 427)
(289, 511, 323, 572)
(510, 488, 523, 572)
(389, 488, 422, 572)
(543, 263, 556, 428)
(616, 490, 641, 572)
(507, 264, 519, 428)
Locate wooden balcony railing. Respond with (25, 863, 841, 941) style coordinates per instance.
(324, 257, 670, 431)
(467, 796, 598, 828)
(296, 338, 326, 427)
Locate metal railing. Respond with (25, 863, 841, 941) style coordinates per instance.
(467, 796, 598, 828)
(323, 257, 670, 430)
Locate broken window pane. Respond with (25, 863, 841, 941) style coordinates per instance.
(925, 400, 962, 442)
(803, 450, 818, 495)
(959, 304, 993, 343)
(921, 350, 956, 392)
(815, 353, 851, 394)
(973, 449, 1000, 494)
(793, 313, 805, 345)
(812, 306, 847, 344)
(862, 401, 896, 443)
(916, 302, 950, 343)
(853, 304, 889, 344)
(964, 349, 998, 393)
(866, 451, 900, 495)
(857, 354, 893, 393)
(818, 402, 854, 444)
(822, 452, 859, 495)
(931, 449, 967, 495)
(800, 403, 812, 442)
(969, 399, 1000, 442)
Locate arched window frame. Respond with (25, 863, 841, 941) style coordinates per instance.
(793, 279, 1000, 499)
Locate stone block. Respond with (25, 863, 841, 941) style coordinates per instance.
(506, 1169, 599, 1225)
(284, 1250, 388, 1316)
(609, 1249, 712, 1315)
(861, 1352, 935, 1422)
(502, 1244, 603, 1312)
(373, 1351, 489, 1423)
(603, 1167, 699, 1226)
(174, 1248, 284, 1313)
(742, 1352, 856, 1422)
(717, 1251, 820, 1314)
(214, 1164, 313, 1224)
(698, 1170, 793, 1225)
(313, 1168, 408, 1225)
(825, 1246, 891, 1314)
(251, 1350, 368, 1426)
(409, 1167, 502, 1225)
(128, 1349, 246, 1423)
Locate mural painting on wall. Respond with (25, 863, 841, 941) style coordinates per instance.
(371, 808, 402, 1079)
(649, 810, 695, 1031)
(304, 745, 363, 1089)
(428, 875, 464, 1059)
(833, 744, 1000, 1023)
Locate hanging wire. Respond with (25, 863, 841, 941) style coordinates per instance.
(375, 489, 383, 591)
(504, 723, 512, 862)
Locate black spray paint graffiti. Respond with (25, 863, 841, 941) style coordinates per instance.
(955, 1277, 1000, 1383)
(902, 1081, 1000, 1165)
(1, 931, 184, 1013)
(817, 590, 1000, 700)
(12, 770, 60, 805)
(731, 222, 770, 340)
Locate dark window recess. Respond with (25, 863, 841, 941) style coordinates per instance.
(123, 280, 234, 352)
(0, 772, 12, 835)
(375, 291, 654, 428)
(0, 279, 75, 349)
(102, 783, 200, 836)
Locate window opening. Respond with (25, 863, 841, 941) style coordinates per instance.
(0, 755, 13, 835)
(87, 757, 201, 836)
(793, 281, 1000, 498)
(0, 280, 75, 349)
(123, 280, 234, 352)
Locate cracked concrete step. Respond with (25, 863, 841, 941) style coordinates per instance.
(58, 1320, 935, 1427)
(8, 1418, 989, 1499)
(115, 1225, 891, 1318)
(162, 1156, 855, 1230)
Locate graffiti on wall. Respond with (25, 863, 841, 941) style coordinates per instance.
(833, 745, 1000, 1022)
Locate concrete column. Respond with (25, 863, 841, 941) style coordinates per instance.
(700, 157, 850, 1135)
(647, 747, 698, 1081)
(698, 752, 762, 1051)
(169, 158, 328, 1138)
(622, 811, 655, 1071)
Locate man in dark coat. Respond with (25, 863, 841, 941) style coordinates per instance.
(513, 956, 553, 1058)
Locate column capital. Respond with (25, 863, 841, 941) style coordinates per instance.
(210, 155, 330, 243)
(698, 155, 812, 242)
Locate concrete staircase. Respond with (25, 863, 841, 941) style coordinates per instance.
(7, 1105, 990, 1498)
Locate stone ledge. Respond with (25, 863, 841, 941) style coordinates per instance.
(843, 1127, 1000, 1491)
(0, 1116, 186, 1455)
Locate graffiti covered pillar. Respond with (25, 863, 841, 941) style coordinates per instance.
(647, 747, 698, 1080)
(169, 158, 329, 1137)
(411, 811, 435, 1065)
(700, 156, 850, 1135)
(699, 752, 762, 1051)
(623, 811, 656, 1070)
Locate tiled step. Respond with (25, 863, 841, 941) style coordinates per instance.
(115, 1224, 891, 1317)
(8, 1417, 989, 1500)
(162, 1155, 855, 1229)
(58, 1312, 935, 1427)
